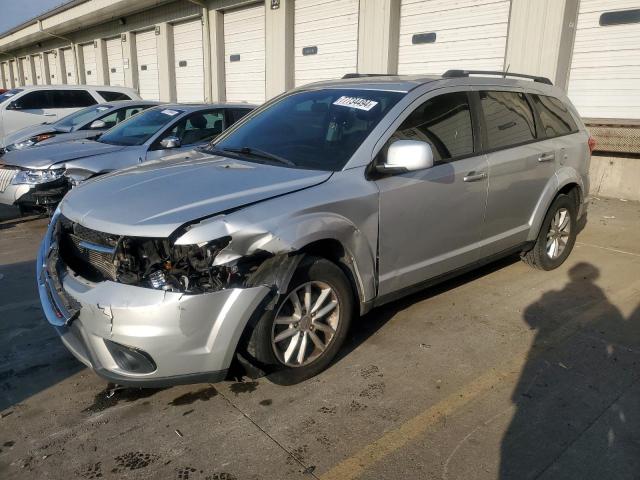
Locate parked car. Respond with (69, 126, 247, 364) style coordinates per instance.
(1, 100, 160, 154)
(0, 103, 254, 213)
(37, 70, 592, 387)
(0, 85, 140, 146)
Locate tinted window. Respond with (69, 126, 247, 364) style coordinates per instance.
(531, 95, 578, 137)
(99, 108, 183, 146)
(157, 110, 225, 147)
(13, 91, 50, 109)
(480, 91, 536, 149)
(390, 92, 474, 162)
(49, 90, 97, 108)
(212, 89, 404, 171)
(88, 105, 150, 130)
(229, 108, 251, 124)
(98, 91, 132, 101)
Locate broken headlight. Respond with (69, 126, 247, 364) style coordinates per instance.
(114, 236, 246, 294)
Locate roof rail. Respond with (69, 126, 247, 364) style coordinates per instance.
(442, 69, 553, 85)
(342, 73, 391, 79)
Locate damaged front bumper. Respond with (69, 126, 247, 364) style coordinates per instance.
(37, 215, 271, 387)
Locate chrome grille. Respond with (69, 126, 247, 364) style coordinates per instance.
(58, 216, 119, 282)
(0, 167, 17, 193)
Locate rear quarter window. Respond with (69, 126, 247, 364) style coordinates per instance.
(531, 94, 578, 138)
(98, 91, 132, 101)
(480, 91, 536, 150)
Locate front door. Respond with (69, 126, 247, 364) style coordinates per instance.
(375, 91, 488, 296)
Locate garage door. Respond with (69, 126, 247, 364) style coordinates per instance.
(62, 48, 76, 85)
(173, 18, 204, 102)
(136, 29, 160, 100)
(46, 51, 58, 83)
(33, 55, 44, 85)
(106, 37, 125, 86)
(1, 63, 8, 88)
(294, 0, 359, 87)
(10, 60, 19, 86)
(398, 0, 510, 75)
(20, 57, 32, 85)
(82, 43, 97, 85)
(568, 1, 640, 120)
(224, 3, 265, 104)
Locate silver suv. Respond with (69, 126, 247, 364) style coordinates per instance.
(37, 70, 592, 387)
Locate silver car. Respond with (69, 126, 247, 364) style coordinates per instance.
(37, 70, 592, 387)
(1, 100, 160, 153)
(0, 103, 254, 213)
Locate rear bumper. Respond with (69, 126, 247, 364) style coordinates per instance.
(37, 214, 271, 387)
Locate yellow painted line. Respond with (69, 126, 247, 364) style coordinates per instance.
(320, 285, 637, 480)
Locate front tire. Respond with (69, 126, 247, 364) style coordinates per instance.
(522, 193, 577, 270)
(248, 256, 354, 385)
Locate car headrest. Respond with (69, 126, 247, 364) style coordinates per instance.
(189, 114, 207, 129)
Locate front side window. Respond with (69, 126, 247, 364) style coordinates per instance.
(98, 91, 132, 101)
(155, 110, 225, 148)
(480, 91, 536, 150)
(212, 89, 404, 171)
(49, 90, 97, 108)
(390, 91, 474, 162)
(11, 91, 50, 110)
(99, 107, 184, 146)
(56, 104, 114, 131)
(531, 95, 578, 138)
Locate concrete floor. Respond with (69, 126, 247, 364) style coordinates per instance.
(0, 197, 639, 480)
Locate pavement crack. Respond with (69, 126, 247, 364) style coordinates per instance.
(216, 385, 320, 479)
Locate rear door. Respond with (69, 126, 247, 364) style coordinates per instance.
(375, 90, 488, 296)
(480, 90, 557, 253)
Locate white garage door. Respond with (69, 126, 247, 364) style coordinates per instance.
(136, 29, 160, 100)
(82, 43, 97, 85)
(10, 60, 19, 86)
(106, 37, 125, 87)
(173, 18, 204, 102)
(294, 0, 359, 87)
(224, 3, 265, 104)
(62, 48, 76, 85)
(568, 1, 640, 120)
(398, 0, 510, 75)
(46, 51, 58, 83)
(20, 57, 32, 85)
(33, 55, 44, 85)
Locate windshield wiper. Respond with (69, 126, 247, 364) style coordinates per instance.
(222, 146, 296, 167)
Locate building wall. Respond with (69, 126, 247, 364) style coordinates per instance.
(0, 0, 637, 125)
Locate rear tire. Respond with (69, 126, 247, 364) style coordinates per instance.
(522, 194, 577, 270)
(247, 256, 354, 385)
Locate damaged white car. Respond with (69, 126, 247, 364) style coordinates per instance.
(38, 71, 592, 386)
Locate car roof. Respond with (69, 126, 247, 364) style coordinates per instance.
(295, 72, 561, 96)
(104, 100, 162, 108)
(149, 103, 256, 112)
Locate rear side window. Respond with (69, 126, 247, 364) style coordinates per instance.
(480, 91, 536, 150)
(391, 91, 474, 162)
(98, 90, 132, 101)
(49, 90, 97, 108)
(531, 95, 578, 138)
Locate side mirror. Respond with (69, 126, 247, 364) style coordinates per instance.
(159, 136, 181, 149)
(376, 140, 434, 174)
(89, 119, 106, 129)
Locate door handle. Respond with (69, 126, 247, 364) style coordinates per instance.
(463, 171, 487, 182)
(538, 152, 555, 162)
(43, 113, 56, 116)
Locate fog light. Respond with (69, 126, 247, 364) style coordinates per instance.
(104, 340, 156, 374)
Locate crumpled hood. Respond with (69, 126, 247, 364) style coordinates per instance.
(60, 150, 332, 238)
(2, 124, 60, 148)
(0, 140, 126, 169)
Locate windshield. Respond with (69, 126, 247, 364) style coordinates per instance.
(211, 89, 404, 171)
(0, 89, 23, 104)
(99, 108, 183, 146)
(55, 104, 113, 131)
